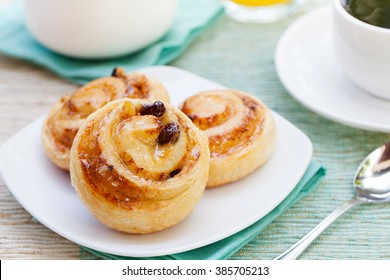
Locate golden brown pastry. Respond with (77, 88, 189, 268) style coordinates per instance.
(42, 68, 170, 170)
(180, 90, 276, 188)
(70, 99, 209, 234)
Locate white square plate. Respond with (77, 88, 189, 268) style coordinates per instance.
(0, 66, 312, 257)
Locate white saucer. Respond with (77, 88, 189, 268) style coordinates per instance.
(276, 5, 390, 133)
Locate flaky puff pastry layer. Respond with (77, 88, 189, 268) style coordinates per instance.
(70, 99, 209, 234)
(42, 68, 170, 170)
(181, 90, 276, 188)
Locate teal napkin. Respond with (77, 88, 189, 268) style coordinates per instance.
(82, 161, 326, 260)
(0, 0, 223, 85)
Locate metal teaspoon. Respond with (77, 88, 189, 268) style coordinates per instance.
(275, 142, 390, 260)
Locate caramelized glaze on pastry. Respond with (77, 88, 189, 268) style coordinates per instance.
(181, 90, 276, 188)
(70, 99, 209, 234)
(42, 68, 170, 170)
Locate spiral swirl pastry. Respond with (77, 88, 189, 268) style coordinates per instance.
(70, 99, 209, 234)
(42, 68, 170, 170)
(180, 90, 276, 188)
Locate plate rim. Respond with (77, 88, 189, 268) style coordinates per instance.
(0, 66, 313, 257)
(275, 5, 390, 133)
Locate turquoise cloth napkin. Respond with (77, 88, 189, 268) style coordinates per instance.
(82, 161, 326, 260)
(0, 0, 223, 85)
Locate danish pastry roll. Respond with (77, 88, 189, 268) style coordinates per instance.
(42, 68, 170, 170)
(70, 99, 209, 234)
(181, 90, 276, 188)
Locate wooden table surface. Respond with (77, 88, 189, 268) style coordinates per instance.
(0, 55, 85, 258)
(0, 0, 80, 259)
(0, 1, 83, 257)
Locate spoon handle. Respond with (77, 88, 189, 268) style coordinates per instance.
(274, 197, 365, 260)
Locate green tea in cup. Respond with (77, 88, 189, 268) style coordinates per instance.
(343, 0, 390, 28)
(333, 0, 390, 100)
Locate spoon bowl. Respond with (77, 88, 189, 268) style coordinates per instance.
(275, 142, 390, 260)
(354, 143, 390, 202)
